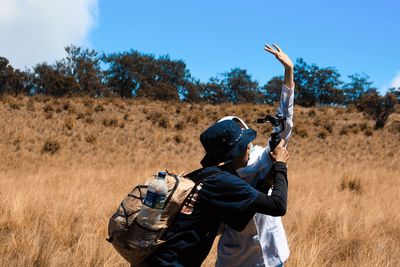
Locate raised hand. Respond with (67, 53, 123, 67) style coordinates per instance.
(269, 139, 290, 163)
(264, 43, 294, 88)
(264, 44, 294, 70)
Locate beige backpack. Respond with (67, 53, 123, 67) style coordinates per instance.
(107, 172, 197, 265)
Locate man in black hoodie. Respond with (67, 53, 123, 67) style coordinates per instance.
(144, 120, 289, 267)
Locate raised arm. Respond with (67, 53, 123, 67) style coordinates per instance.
(264, 44, 295, 144)
(236, 44, 295, 178)
(264, 44, 294, 88)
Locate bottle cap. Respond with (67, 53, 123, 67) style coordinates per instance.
(158, 171, 167, 179)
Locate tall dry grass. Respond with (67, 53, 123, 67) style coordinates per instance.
(0, 96, 399, 266)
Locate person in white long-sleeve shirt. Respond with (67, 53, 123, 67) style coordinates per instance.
(216, 44, 295, 267)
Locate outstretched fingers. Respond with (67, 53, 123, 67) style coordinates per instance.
(264, 44, 273, 50)
(272, 43, 282, 52)
(264, 44, 277, 55)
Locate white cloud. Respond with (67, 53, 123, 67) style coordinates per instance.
(390, 72, 400, 89)
(0, 0, 98, 69)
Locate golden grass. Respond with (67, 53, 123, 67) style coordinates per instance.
(1, 96, 399, 266)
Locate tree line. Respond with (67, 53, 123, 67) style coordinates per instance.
(1, 45, 399, 127)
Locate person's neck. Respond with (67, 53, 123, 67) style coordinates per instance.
(222, 162, 240, 175)
(232, 159, 248, 170)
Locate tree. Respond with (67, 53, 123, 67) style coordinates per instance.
(8, 69, 31, 96)
(55, 45, 105, 96)
(0, 57, 14, 96)
(198, 77, 229, 104)
(262, 76, 283, 105)
(294, 58, 319, 107)
(293, 58, 344, 106)
(356, 90, 397, 129)
(314, 67, 344, 106)
(388, 87, 400, 104)
(0, 57, 31, 96)
(33, 63, 79, 97)
(221, 68, 262, 104)
(104, 51, 190, 100)
(343, 73, 373, 104)
(181, 79, 202, 103)
(103, 51, 141, 98)
(136, 55, 189, 101)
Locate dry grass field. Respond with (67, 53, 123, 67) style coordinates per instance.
(0, 96, 399, 266)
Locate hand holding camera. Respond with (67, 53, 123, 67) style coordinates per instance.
(269, 139, 289, 164)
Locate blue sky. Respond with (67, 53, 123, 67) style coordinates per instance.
(88, 0, 400, 92)
(1, 0, 399, 92)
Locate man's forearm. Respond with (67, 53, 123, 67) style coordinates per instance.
(283, 67, 294, 89)
(252, 162, 288, 216)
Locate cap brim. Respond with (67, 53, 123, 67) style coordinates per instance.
(200, 153, 223, 167)
(226, 129, 257, 160)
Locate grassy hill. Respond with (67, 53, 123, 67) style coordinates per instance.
(1, 95, 399, 266)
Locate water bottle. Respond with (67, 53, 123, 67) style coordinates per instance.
(134, 171, 168, 247)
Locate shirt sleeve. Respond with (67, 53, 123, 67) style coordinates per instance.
(199, 172, 260, 231)
(251, 162, 288, 216)
(199, 172, 260, 214)
(275, 84, 294, 145)
(198, 163, 287, 231)
(237, 84, 295, 181)
(236, 146, 272, 180)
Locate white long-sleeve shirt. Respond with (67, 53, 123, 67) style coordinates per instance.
(216, 84, 294, 267)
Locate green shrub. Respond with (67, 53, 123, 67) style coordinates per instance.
(43, 104, 54, 113)
(26, 99, 35, 111)
(186, 115, 199, 125)
(175, 121, 186, 130)
(94, 104, 105, 112)
(339, 175, 362, 194)
(76, 112, 85, 120)
(103, 117, 119, 127)
(339, 126, 348, 135)
(313, 118, 321, 127)
(364, 128, 373, 136)
(62, 101, 73, 112)
(318, 131, 327, 139)
(85, 135, 96, 144)
(357, 92, 396, 129)
(64, 118, 74, 130)
(174, 134, 184, 144)
(85, 117, 94, 124)
(294, 127, 308, 138)
(146, 111, 170, 128)
(323, 122, 333, 134)
(43, 140, 61, 154)
(9, 102, 21, 110)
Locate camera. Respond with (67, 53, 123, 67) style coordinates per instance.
(257, 113, 286, 151)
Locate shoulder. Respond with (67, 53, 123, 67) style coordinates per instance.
(190, 165, 259, 192)
(201, 166, 258, 195)
(205, 165, 238, 180)
(196, 166, 261, 212)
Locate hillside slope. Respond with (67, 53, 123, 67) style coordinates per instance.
(0, 96, 399, 266)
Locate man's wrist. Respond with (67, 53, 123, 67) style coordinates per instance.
(272, 161, 288, 173)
